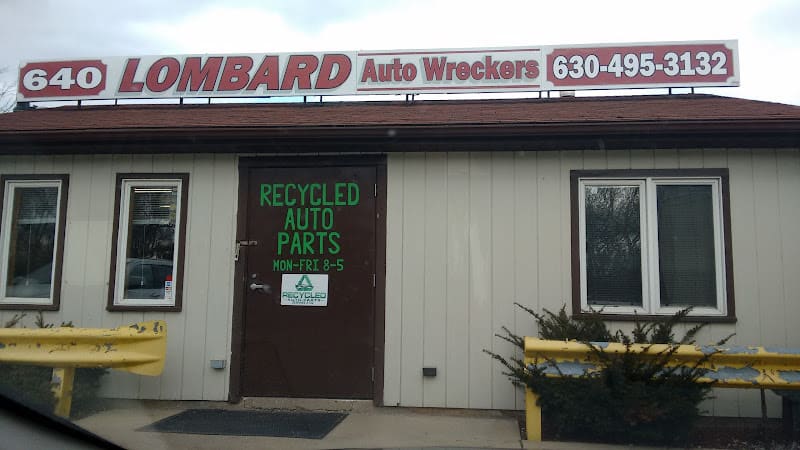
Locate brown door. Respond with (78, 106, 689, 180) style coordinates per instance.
(240, 164, 376, 398)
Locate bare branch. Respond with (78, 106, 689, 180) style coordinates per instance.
(0, 66, 17, 113)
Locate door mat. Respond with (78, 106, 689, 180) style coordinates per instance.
(140, 409, 348, 439)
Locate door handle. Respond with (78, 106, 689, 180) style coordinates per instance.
(249, 282, 271, 294)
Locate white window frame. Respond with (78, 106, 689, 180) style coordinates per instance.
(0, 178, 65, 307)
(112, 178, 184, 308)
(578, 176, 727, 317)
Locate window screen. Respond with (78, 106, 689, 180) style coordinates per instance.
(584, 185, 643, 307)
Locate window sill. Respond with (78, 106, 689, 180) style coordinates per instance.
(107, 304, 182, 312)
(0, 302, 59, 311)
(572, 311, 737, 324)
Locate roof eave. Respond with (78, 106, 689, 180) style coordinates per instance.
(0, 118, 798, 154)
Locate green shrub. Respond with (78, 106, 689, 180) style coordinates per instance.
(0, 364, 55, 409)
(0, 312, 108, 418)
(487, 304, 732, 445)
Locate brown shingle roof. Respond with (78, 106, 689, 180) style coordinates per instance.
(3, 94, 800, 131)
(0, 94, 798, 153)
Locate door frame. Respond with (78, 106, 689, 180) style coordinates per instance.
(229, 155, 387, 404)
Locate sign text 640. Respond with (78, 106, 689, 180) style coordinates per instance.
(19, 61, 107, 98)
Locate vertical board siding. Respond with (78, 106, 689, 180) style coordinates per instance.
(630, 149, 655, 169)
(699, 149, 739, 417)
(0, 153, 238, 401)
(490, 152, 516, 410)
(746, 150, 786, 418)
(384, 149, 799, 416)
(83, 155, 113, 330)
(467, 152, 493, 409)
(180, 154, 214, 400)
(444, 153, 470, 408)
(535, 151, 565, 342)
(423, 153, 447, 407)
(726, 150, 762, 418)
(203, 154, 238, 400)
(777, 150, 800, 348)
(383, 153, 405, 406)
(399, 153, 426, 406)
(512, 151, 539, 409)
(61, 155, 87, 326)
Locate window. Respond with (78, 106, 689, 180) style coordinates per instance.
(0, 175, 69, 309)
(571, 169, 734, 320)
(108, 174, 189, 311)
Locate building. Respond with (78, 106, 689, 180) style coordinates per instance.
(1, 92, 799, 417)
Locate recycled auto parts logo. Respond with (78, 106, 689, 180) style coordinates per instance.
(281, 273, 328, 307)
(295, 274, 313, 292)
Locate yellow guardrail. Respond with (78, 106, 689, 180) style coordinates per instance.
(523, 337, 800, 441)
(0, 321, 166, 418)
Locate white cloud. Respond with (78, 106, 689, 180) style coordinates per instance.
(1, 0, 798, 105)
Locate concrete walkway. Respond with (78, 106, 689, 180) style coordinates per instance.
(75, 400, 695, 449)
(75, 400, 524, 450)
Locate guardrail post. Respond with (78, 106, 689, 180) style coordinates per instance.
(0, 320, 166, 418)
(51, 366, 75, 418)
(525, 387, 542, 441)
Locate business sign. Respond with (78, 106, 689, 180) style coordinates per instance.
(17, 40, 739, 101)
(280, 273, 328, 306)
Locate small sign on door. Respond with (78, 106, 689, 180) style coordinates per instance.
(280, 274, 329, 306)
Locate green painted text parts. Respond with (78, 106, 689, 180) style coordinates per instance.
(277, 231, 340, 255)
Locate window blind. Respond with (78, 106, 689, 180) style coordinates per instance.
(656, 185, 717, 307)
(14, 187, 58, 224)
(129, 188, 177, 226)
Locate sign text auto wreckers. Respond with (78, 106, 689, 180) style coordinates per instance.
(17, 40, 739, 101)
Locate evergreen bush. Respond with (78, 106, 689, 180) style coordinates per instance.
(487, 304, 732, 445)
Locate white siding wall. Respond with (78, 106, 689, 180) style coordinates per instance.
(384, 149, 800, 417)
(1, 148, 797, 413)
(0, 153, 238, 401)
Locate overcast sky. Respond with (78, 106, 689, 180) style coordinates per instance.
(1, 0, 798, 106)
